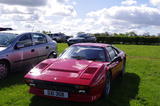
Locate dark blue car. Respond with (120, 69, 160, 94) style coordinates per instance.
(67, 33, 96, 46)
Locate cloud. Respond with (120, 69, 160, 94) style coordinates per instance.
(150, 0, 160, 7)
(0, 0, 160, 35)
(44, 2, 77, 17)
(0, 0, 47, 7)
(86, 5, 160, 34)
(88, 6, 160, 26)
(0, 5, 33, 14)
(0, 0, 78, 36)
(56, 0, 70, 4)
(121, 0, 137, 5)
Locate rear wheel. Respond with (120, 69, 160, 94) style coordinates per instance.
(103, 71, 111, 98)
(120, 60, 126, 78)
(0, 62, 9, 79)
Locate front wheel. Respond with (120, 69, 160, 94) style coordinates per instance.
(103, 71, 111, 98)
(48, 52, 57, 58)
(0, 62, 9, 79)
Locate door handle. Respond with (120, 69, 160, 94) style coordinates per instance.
(46, 46, 49, 49)
(31, 49, 35, 52)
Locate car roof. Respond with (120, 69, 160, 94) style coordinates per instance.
(0, 32, 18, 36)
(73, 43, 111, 47)
(0, 31, 29, 35)
(0, 31, 44, 36)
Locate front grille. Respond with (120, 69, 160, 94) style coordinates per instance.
(34, 80, 78, 93)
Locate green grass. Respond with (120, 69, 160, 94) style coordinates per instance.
(116, 44, 160, 59)
(0, 43, 160, 106)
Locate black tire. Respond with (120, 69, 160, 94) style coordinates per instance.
(103, 71, 111, 98)
(48, 52, 57, 58)
(120, 60, 126, 78)
(0, 62, 9, 79)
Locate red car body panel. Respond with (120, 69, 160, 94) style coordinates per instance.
(25, 59, 107, 85)
(24, 43, 126, 102)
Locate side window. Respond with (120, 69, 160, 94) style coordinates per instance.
(19, 34, 32, 47)
(106, 47, 117, 61)
(112, 47, 119, 55)
(32, 33, 47, 45)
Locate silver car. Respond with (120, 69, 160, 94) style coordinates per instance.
(0, 32, 57, 79)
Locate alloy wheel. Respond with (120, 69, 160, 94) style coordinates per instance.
(0, 63, 8, 79)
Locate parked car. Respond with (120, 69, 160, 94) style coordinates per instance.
(0, 32, 57, 79)
(24, 43, 126, 102)
(47, 33, 69, 43)
(67, 33, 96, 46)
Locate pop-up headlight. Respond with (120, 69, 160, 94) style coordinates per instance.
(29, 63, 49, 76)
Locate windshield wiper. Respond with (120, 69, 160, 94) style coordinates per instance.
(86, 58, 98, 61)
(71, 56, 85, 60)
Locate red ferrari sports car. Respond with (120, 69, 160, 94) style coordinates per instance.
(24, 43, 126, 102)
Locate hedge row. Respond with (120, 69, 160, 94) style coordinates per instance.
(96, 36, 160, 45)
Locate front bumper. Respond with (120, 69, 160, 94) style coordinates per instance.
(29, 85, 103, 102)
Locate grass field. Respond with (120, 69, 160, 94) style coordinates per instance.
(0, 43, 160, 106)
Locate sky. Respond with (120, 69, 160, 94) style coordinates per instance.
(1, 0, 160, 35)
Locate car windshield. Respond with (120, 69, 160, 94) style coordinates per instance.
(59, 45, 106, 62)
(0, 33, 17, 47)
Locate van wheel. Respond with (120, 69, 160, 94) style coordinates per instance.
(0, 62, 8, 79)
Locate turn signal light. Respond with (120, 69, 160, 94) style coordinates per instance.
(24, 79, 34, 84)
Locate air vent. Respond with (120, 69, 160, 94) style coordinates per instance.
(84, 68, 97, 74)
(36, 63, 48, 69)
(48, 68, 78, 73)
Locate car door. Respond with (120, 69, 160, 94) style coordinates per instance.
(106, 46, 122, 79)
(11, 33, 39, 70)
(31, 33, 50, 62)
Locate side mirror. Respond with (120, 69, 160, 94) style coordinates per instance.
(15, 42, 24, 49)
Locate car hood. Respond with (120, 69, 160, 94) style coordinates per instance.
(25, 59, 107, 85)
